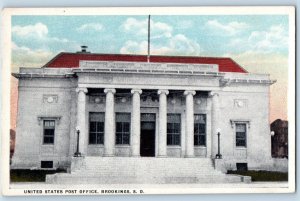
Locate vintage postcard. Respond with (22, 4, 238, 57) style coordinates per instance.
(1, 7, 295, 195)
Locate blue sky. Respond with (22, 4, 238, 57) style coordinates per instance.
(11, 15, 290, 120)
(12, 15, 288, 59)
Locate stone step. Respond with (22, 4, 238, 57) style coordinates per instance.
(46, 174, 243, 184)
(46, 157, 248, 184)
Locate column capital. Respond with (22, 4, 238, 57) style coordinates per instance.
(209, 91, 219, 97)
(104, 88, 116, 94)
(131, 89, 142, 94)
(76, 87, 88, 94)
(158, 89, 169, 95)
(184, 90, 196, 96)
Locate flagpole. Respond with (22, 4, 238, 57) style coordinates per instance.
(147, 15, 151, 63)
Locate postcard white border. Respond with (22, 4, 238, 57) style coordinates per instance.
(1, 6, 296, 196)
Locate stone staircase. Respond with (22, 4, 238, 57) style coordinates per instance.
(46, 157, 248, 184)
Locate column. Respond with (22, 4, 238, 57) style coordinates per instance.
(157, 89, 169, 157)
(76, 87, 88, 155)
(104, 88, 116, 157)
(184, 90, 196, 157)
(209, 91, 220, 158)
(131, 89, 142, 157)
(206, 98, 212, 158)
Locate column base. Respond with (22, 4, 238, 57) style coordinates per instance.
(184, 155, 195, 158)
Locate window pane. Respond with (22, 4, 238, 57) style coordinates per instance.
(44, 121, 50, 127)
(236, 132, 245, 139)
(173, 123, 181, 133)
(194, 114, 206, 123)
(199, 135, 206, 146)
(167, 134, 172, 145)
(194, 114, 206, 146)
(123, 134, 130, 144)
(199, 124, 205, 133)
(96, 133, 104, 144)
(89, 133, 96, 144)
(194, 124, 199, 134)
(167, 115, 181, 146)
(90, 122, 97, 132)
(43, 120, 55, 144)
(174, 135, 180, 145)
(167, 114, 181, 123)
(115, 113, 131, 145)
(90, 112, 105, 121)
(116, 133, 122, 144)
(141, 113, 155, 122)
(116, 122, 122, 132)
(236, 124, 246, 132)
(44, 120, 55, 128)
(98, 122, 104, 132)
(236, 139, 246, 147)
(167, 123, 172, 133)
(123, 123, 130, 132)
(116, 113, 131, 122)
(89, 113, 104, 144)
(194, 135, 199, 145)
(236, 123, 246, 147)
(49, 121, 55, 127)
(44, 129, 54, 137)
(44, 136, 54, 144)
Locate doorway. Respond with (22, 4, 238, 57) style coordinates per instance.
(140, 113, 156, 157)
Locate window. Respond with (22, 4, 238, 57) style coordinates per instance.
(194, 114, 206, 146)
(236, 123, 247, 147)
(43, 120, 55, 144)
(236, 163, 248, 171)
(41, 161, 53, 168)
(116, 113, 131, 145)
(89, 113, 105, 144)
(167, 114, 181, 145)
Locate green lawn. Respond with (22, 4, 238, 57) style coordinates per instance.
(11, 169, 288, 183)
(227, 170, 288, 182)
(10, 169, 66, 182)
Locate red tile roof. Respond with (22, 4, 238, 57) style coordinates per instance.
(43, 52, 248, 73)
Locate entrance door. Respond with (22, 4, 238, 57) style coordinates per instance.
(140, 113, 156, 157)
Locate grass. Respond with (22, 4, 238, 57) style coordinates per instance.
(11, 169, 288, 183)
(227, 170, 288, 182)
(10, 169, 67, 182)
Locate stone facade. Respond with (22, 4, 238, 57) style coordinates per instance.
(11, 59, 275, 173)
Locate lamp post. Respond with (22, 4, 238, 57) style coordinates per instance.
(74, 127, 81, 157)
(216, 128, 222, 159)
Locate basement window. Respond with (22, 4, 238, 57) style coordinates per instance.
(236, 163, 248, 171)
(41, 161, 53, 169)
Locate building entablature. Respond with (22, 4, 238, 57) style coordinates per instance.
(12, 61, 276, 87)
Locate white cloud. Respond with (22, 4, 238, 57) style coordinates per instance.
(11, 23, 80, 72)
(120, 40, 148, 54)
(12, 42, 54, 71)
(248, 24, 288, 52)
(12, 22, 79, 55)
(227, 24, 288, 54)
(121, 18, 173, 39)
(120, 34, 201, 56)
(12, 22, 48, 38)
(77, 23, 104, 32)
(120, 18, 201, 56)
(206, 20, 249, 35)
